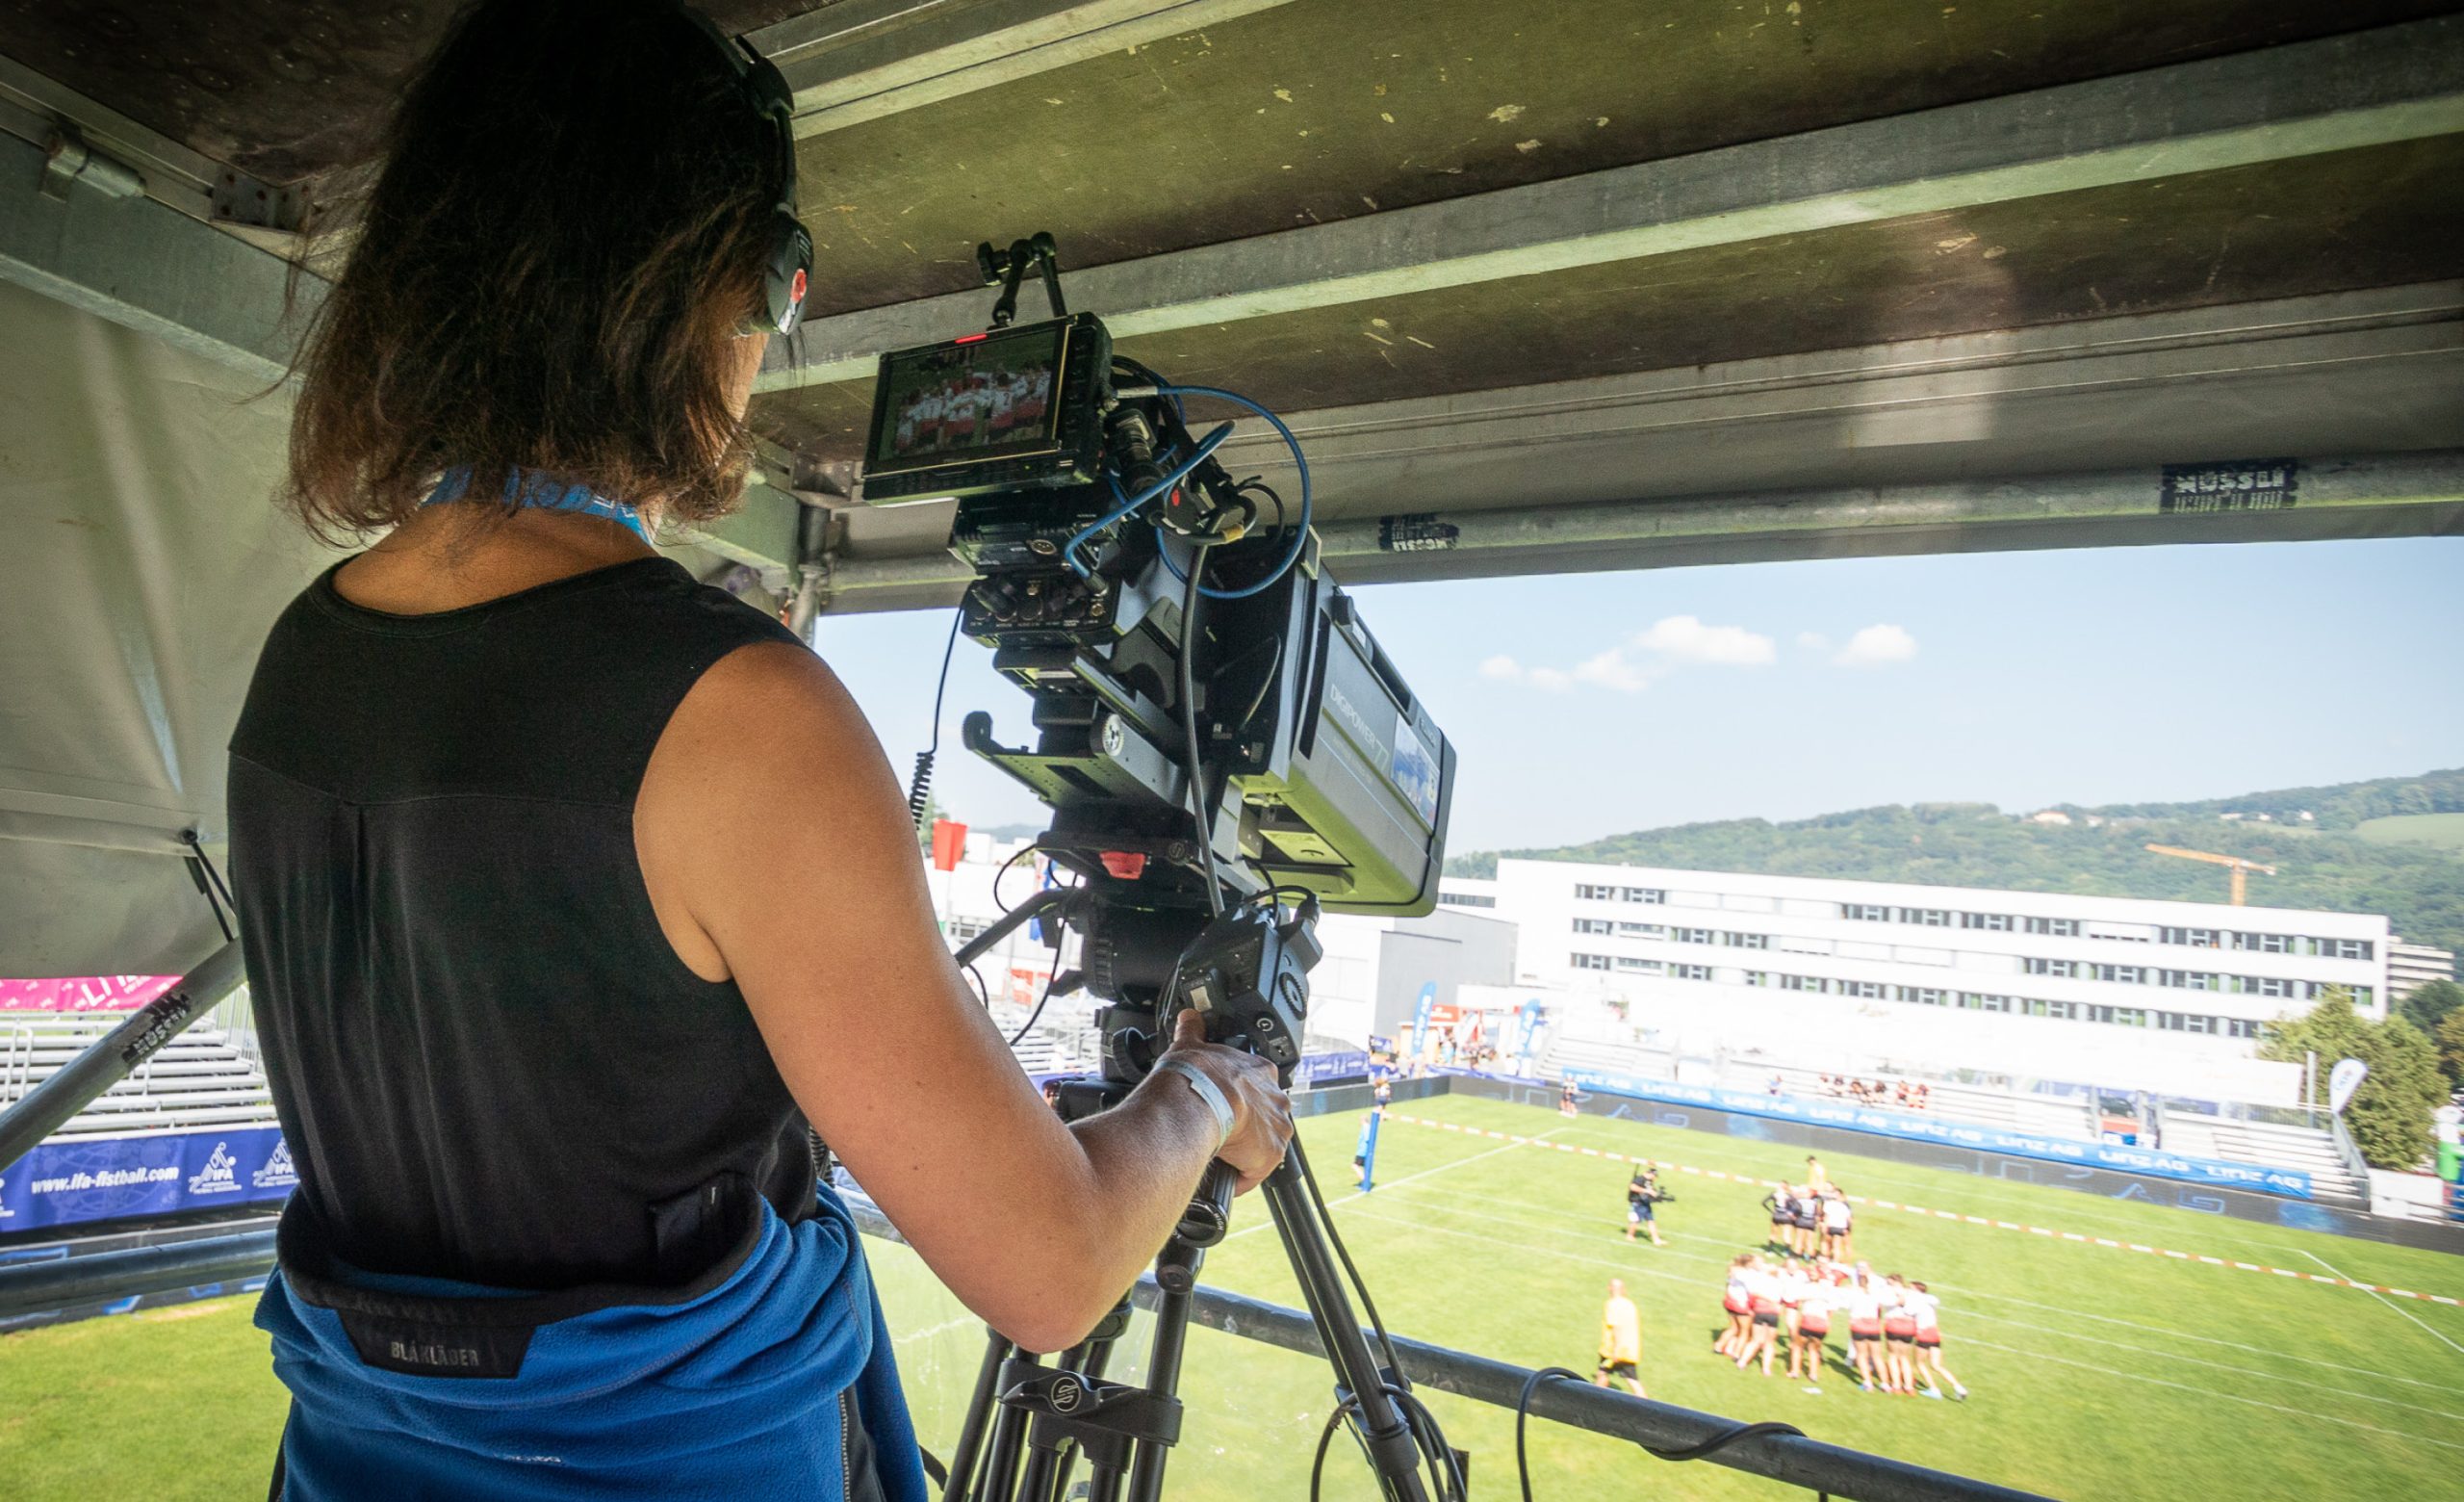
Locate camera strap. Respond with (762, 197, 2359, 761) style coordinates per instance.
(420, 464, 651, 544)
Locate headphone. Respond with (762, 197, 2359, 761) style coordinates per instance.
(683, 7, 813, 337)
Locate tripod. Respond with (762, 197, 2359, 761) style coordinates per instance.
(943, 896, 1451, 1502)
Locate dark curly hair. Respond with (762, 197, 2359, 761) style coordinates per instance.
(281, 0, 788, 541)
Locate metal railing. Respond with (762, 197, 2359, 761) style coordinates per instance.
(0, 1206, 2055, 1502)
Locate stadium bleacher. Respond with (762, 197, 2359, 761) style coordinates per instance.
(1536, 1035, 2370, 1205)
(1, 1013, 279, 1138)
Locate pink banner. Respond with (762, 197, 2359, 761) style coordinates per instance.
(0, 975, 181, 1013)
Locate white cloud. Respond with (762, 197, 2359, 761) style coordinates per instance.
(1835, 624, 1918, 667)
(1477, 616, 1773, 693)
(1632, 614, 1776, 666)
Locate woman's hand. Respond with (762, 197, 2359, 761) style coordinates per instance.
(1158, 1008, 1295, 1193)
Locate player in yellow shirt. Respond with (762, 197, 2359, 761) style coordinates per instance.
(1594, 1279, 1646, 1397)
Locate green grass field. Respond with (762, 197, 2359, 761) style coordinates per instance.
(2356, 813, 2464, 852)
(7, 1093, 2463, 1499)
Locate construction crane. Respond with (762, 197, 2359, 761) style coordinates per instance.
(2144, 844, 2278, 906)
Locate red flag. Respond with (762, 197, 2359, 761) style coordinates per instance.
(930, 818, 969, 871)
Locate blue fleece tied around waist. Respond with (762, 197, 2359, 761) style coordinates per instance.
(255, 1187, 927, 1502)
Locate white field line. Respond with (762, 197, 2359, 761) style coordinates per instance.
(1373, 1178, 2464, 1423)
(2296, 1246, 2464, 1360)
(1959, 1337, 2464, 1456)
(1381, 1111, 2464, 1306)
(1224, 1126, 1569, 1243)
(1371, 1130, 2464, 1396)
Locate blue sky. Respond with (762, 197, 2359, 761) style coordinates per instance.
(814, 537, 2464, 853)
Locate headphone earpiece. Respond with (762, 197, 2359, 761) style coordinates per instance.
(683, 6, 813, 336)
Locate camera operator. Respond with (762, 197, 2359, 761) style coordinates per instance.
(226, 4, 1293, 1498)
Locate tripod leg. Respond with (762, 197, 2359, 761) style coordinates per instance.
(943, 1332, 1013, 1502)
(1119, 1283, 1194, 1502)
(1263, 1160, 1434, 1502)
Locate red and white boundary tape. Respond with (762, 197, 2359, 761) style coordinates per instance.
(1376, 1111, 2464, 1308)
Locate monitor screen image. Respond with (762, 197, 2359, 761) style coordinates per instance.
(867, 322, 1069, 475)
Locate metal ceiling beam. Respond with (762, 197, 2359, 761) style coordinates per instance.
(0, 128, 315, 385)
(753, 0, 1298, 138)
(758, 14, 2464, 393)
(815, 450, 2464, 608)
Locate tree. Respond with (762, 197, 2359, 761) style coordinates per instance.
(2399, 977, 2464, 1039)
(2440, 1009, 2464, 1091)
(2258, 988, 2443, 1170)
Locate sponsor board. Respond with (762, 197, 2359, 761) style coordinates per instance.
(0, 1126, 295, 1230)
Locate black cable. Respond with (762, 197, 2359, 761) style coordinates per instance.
(908, 607, 963, 830)
(1641, 1418, 1805, 1464)
(1307, 1400, 1348, 1502)
(1289, 1133, 1403, 1377)
(990, 842, 1041, 915)
(1007, 964, 1064, 1048)
(1514, 1367, 1584, 1502)
(960, 962, 990, 1010)
(1174, 539, 1224, 917)
(178, 831, 236, 941)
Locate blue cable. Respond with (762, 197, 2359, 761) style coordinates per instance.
(1060, 422, 1235, 579)
(1151, 385, 1312, 599)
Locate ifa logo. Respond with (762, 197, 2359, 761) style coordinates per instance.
(188, 1141, 241, 1196)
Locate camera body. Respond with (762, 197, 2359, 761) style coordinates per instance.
(860, 313, 1454, 922)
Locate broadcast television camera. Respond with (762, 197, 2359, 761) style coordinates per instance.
(860, 239, 1454, 1082)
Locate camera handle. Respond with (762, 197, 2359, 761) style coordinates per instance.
(977, 232, 1067, 328)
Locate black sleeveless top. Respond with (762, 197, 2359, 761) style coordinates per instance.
(228, 557, 816, 1291)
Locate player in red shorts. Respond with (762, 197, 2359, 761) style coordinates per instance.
(1881, 1273, 1920, 1394)
(1787, 1266, 1835, 1393)
(1844, 1268, 1885, 1392)
(1715, 1254, 1754, 1357)
(1905, 1281, 1969, 1400)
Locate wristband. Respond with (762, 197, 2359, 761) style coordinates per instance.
(1155, 1058, 1236, 1151)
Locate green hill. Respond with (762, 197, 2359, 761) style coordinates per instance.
(1451, 768, 2464, 956)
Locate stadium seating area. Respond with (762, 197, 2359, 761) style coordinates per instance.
(1, 1013, 278, 1138)
(1536, 1035, 2371, 1204)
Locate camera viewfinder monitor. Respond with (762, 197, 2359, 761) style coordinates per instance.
(861, 317, 1105, 501)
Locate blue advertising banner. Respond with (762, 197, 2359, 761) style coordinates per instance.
(1296, 1050, 1371, 1089)
(1407, 984, 1436, 1060)
(0, 1126, 296, 1230)
(1563, 1070, 2314, 1201)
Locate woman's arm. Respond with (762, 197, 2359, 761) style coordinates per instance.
(635, 640, 1292, 1353)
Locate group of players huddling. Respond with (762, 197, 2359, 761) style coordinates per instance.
(887, 364, 1055, 456)
(1710, 1159, 1970, 1399)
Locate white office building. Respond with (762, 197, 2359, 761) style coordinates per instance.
(2389, 941, 2456, 1000)
(1448, 860, 2390, 1090)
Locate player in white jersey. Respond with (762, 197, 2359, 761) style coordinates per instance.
(1715, 1254, 1755, 1357)
(987, 373, 1016, 434)
(1844, 1271, 1886, 1392)
(1788, 1268, 1835, 1392)
(1905, 1282, 1968, 1400)
(894, 393, 919, 454)
(1733, 1262, 1783, 1376)
(917, 388, 946, 450)
(1882, 1274, 1920, 1394)
(1820, 1190, 1854, 1260)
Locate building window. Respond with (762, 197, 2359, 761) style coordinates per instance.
(1742, 971, 1771, 987)
(1781, 974, 1831, 993)
(1673, 927, 1715, 945)
(1613, 957, 1663, 974)
(2160, 927, 2222, 948)
(1572, 952, 1612, 971)
(2324, 939, 2374, 961)
(1838, 979, 1885, 999)
(1896, 907, 1951, 927)
(2352, 985, 2374, 1007)
(1573, 918, 1614, 935)
(1672, 963, 1713, 981)
(2253, 976, 2295, 998)
(1841, 904, 1890, 922)
(1623, 887, 1668, 905)
(2024, 917, 2080, 938)
(1617, 921, 1666, 939)
(1438, 892, 1497, 909)
(1721, 931, 1771, 949)
(2226, 1018, 2262, 1039)
(1960, 912, 2015, 931)
(947, 919, 988, 943)
(2023, 958, 2079, 978)
(2160, 971, 2220, 992)
(1895, 986, 1948, 1006)
(1575, 883, 1616, 901)
(1959, 993, 2012, 1013)
(2088, 964, 2145, 985)
(2231, 931, 2292, 954)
